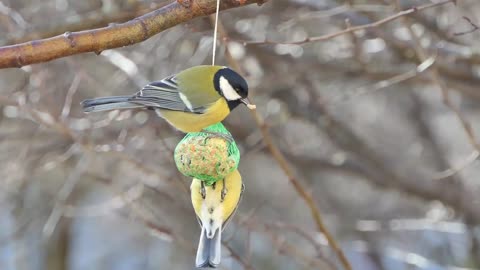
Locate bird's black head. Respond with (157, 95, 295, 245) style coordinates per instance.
(213, 67, 249, 111)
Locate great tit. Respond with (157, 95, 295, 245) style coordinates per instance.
(191, 169, 244, 268)
(81, 65, 255, 133)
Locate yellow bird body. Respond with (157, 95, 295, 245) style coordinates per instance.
(81, 65, 253, 133)
(158, 98, 229, 132)
(190, 169, 243, 268)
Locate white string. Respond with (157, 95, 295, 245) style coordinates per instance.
(212, 0, 221, 65)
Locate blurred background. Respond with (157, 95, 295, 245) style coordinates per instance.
(1, 0, 480, 269)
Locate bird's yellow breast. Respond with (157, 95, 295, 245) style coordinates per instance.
(158, 99, 230, 133)
(191, 170, 242, 224)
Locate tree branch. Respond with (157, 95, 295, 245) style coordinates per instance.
(0, 0, 266, 69)
(4, 2, 169, 45)
(230, 0, 453, 46)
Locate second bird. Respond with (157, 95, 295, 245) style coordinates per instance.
(81, 65, 254, 132)
(191, 169, 244, 268)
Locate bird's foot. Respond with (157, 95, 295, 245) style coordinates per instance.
(201, 130, 234, 143)
(221, 181, 227, 202)
(200, 181, 206, 199)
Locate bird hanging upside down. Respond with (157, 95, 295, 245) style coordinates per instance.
(190, 169, 244, 268)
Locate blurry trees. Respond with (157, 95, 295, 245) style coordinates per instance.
(0, 0, 480, 269)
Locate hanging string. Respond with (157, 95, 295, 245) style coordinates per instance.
(212, 0, 221, 65)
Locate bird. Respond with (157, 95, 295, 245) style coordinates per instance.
(81, 65, 256, 133)
(190, 169, 244, 268)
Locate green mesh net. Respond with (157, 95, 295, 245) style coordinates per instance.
(174, 123, 240, 185)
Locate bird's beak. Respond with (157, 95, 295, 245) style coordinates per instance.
(240, 98, 256, 110)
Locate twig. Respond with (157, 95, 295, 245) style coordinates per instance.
(430, 150, 480, 180)
(224, 242, 255, 270)
(325, 55, 436, 106)
(393, 0, 480, 154)
(267, 221, 326, 254)
(276, 85, 480, 223)
(454, 16, 479, 36)
(42, 154, 89, 238)
(60, 74, 82, 121)
(210, 16, 353, 270)
(62, 182, 145, 217)
(247, 221, 337, 270)
(230, 0, 453, 46)
(0, 0, 267, 69)
(355, 218, 466, 234)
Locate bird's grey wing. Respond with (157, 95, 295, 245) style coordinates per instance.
(128, 75, 205, 113)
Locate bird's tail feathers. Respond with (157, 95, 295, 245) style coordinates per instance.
(81, 96, 142, 113)
(209, 228, 222, 267)
(195, 226, 222, 268)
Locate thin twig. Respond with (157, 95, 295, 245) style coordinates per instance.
(430, 150, 480, 180)
(42, 154, 89, 238)
(394, 0, 480, 153)
(60, 73, 82, 121)
(229, 0, 453, 46)
(247, 221, 337, 270)
(224, 242, 255, 270)
(325, 55, 436, 106)
(454, 16, 479, 36)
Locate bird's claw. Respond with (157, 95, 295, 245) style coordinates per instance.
(200, 181, 206, 199)
(221, 183, 227, 202)
(201, 130, 234, 143)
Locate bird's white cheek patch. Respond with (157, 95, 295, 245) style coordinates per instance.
(219, 76, 242, 101)
(179, 92, 193, 111)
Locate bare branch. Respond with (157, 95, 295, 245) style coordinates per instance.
(230, 0, 453, 46)
(393, 0, 480, 154)
(4, 2, 169, 44)
(0, 0, 266, 69)
(454, 16, 480, 36)
(430, 150, 480, 180)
